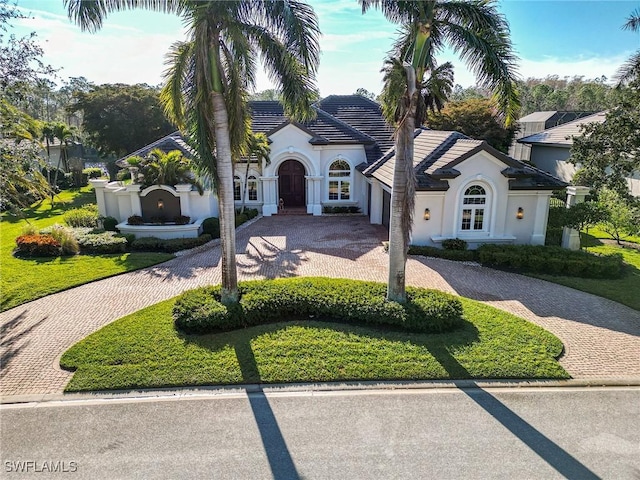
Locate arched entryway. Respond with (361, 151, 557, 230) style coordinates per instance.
(278, 159, 306, 207)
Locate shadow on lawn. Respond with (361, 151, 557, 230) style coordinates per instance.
(182, 319, 480, 385)
(1, 189, 95, 225)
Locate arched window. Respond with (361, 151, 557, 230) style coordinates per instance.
(234, 176, 242, 201)
(247, 175, 258, 201)
(328, 159, 351, 201)
(460, 185, 487, 231)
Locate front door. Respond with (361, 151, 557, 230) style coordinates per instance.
(278, 160, 305, 207)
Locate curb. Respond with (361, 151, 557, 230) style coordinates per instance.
(3, 377, 640, 405)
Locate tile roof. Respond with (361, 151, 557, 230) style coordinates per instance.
(366, 129, 566, 191)
(116, 131, 194, 166)
(249, 100, 376, 146)
(518, 111, 606, 146)
(315, 95, 396, 163)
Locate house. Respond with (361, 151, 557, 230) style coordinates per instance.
(92, 95, 566, 246)
(509, 110, 596, 162)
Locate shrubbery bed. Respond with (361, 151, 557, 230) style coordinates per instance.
(173, 277, 464, 334)
(476, 244, 624, 279)
(407, 243, 625, 279)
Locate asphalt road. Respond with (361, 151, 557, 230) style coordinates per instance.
(1, 387, 639, 479)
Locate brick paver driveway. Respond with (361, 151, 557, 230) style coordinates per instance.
(2, 216, 639, 396)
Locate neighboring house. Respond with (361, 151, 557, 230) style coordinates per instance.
(93, 95, 565, 246)
(509, 110, 596, 162)
(42, 138, 83, 172)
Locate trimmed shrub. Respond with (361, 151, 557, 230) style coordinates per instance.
(64, 205, 100, 228)
(476, 244, 624, 279)
(174, 215, 191, 225)
(173, 277, 463, 334)
(408, 245, 477, 262)
(15, 234, 61, 257)
(161, 235, 212, 253)
(83, 167, 104, 179)
(130, 236, 163, 251)
(323, 206, 361, 214)
(102, 216, 119, 231)
(131, 235, 212, 253)
(75, 230, 128, 254)
(127, 215, 144, 225)
(202, 217, 220, 238)
(442, 238, 468, 251)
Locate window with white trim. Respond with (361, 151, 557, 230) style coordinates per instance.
(460, 185, 486, 231)
(328, 159, 351, 200)
(247, 175, 258, 201)
(233, 176, 242, 201)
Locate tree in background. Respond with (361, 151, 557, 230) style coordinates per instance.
(596, 188, 640, 245)
(570, 80, 640, 197)
(615, 8, 640, 86)
(126, 149, 203, 193)
(426, 98, 516, 153)
(361, 0, 520, 302)
(69, 83, 175, 158)
(0, 99, 51, 213)
(354, 88, 377, 100)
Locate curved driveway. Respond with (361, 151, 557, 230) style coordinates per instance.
(2, 216, 639, 396)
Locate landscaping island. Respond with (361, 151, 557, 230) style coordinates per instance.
(60, 278, 568, 392)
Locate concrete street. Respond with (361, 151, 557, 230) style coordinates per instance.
(1, 387, 639, 479)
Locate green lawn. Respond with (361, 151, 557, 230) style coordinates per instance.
(587, 225, 640, 244)
(1, 188, 174, 312)
(531, 234, 640, 311)
(60, 297, 568, 392)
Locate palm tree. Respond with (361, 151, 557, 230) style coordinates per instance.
(361, 0, 520, 302)
(127, 148, 203, 193)
(66, 0, 320, 304)
(51, 122, 76, 197)
(240, 132, 270, 214)
(615, 8, 640, 86)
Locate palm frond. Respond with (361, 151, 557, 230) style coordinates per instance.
(64, 0, 184, 32)
(614, 50, 640, 87)
(622, 8, 640, 32)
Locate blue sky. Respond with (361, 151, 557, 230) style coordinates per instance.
(11, 0, 640, 96)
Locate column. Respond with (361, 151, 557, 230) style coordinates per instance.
(369, 181, 383, 224)
(90, 179, 109, 216)
(530, 194, 550, 245)
(126, 184, 142, 216)
(561, 185, 591, 250)
(260, 176, 278, 216)
(305, 176, 323, 216)
(175, 184, 193, 217)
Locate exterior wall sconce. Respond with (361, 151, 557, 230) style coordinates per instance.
(423, 208, 430, 221)
(516, 207, 524, 220)
(157, 199, 164, 210)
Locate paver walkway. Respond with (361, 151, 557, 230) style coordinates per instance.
(2, 216, 639, 396)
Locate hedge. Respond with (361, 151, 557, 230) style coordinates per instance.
(408, 245, 477, 262)
(64, 205, 100, 228)
(476, 244, 624, 279)
(173, 277, 464, 334)
(131, 234, 212, 253)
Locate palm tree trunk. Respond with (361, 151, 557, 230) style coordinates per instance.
(387, 65, 418, 303)
(211, 92, 239, 304)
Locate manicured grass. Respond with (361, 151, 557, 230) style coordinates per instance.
(1, 188, 174, 312)
(530, 237, 640, 311)
(60, 297, 568, 392)
(587, 226, 640, 245)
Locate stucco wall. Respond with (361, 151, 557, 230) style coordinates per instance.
(529, 145, 575, 183)
(408, 151, 552, 248)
